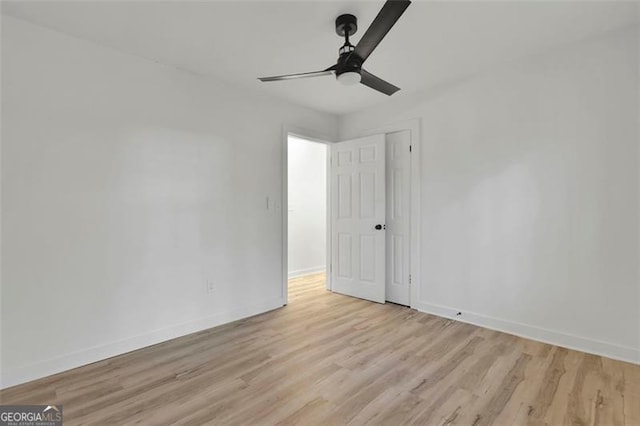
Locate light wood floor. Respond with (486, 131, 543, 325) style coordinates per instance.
(2, 273, 639, 425)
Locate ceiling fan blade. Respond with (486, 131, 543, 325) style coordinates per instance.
(258, 67, 335, 82)
(360, 69, 400, 96)
(353, 0, 411, 63)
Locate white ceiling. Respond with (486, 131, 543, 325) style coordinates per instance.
(2, 1, 637, 115)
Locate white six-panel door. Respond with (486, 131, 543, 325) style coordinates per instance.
(330, 135, 386, 303)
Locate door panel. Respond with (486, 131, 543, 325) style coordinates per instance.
(331, 134, 386, 303)
(385, 130, 411, 305)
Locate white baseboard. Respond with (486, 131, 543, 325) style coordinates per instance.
(288, 265, 326, 279)
(1, 297, 284, 389)
(413, 300, 640, 365)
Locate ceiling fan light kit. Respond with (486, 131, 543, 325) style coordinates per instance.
(337, 71, 361, 86)
(258, 0, 411, 96)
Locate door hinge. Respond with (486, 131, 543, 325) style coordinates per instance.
(409, 274, 412, 285)
(409, 145, 412, 153)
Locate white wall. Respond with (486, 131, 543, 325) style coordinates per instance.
(340, 26, 640, 363)
(0, 16, 337, 388)
(287, 137, 327, 278)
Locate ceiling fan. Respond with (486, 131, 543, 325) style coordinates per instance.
(258, 0, 411, 96)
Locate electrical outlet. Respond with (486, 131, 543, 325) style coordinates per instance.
(206, 281, 215, 294)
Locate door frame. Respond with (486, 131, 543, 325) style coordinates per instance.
(351, 118, 421, 309)
(281, 125, 335, 305)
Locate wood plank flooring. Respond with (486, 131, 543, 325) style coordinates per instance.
(2, 272, 639, 425)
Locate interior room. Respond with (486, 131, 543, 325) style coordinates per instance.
(1, 0, 639, 424)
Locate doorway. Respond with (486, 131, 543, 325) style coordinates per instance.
(287, 134, 329, 300)
(282, 121, 419, 308)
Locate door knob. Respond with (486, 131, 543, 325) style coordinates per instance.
(375, 224, 385, 230)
